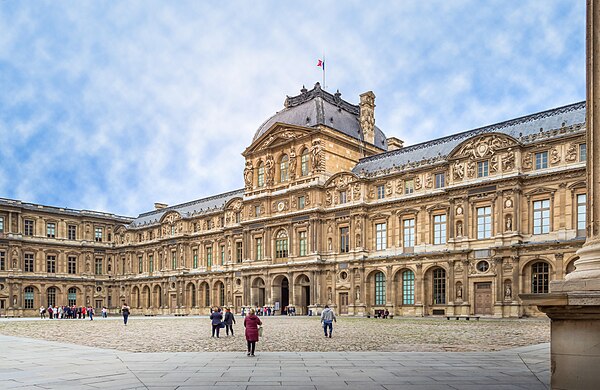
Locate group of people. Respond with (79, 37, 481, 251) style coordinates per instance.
(210, 307, 263, 356)
(39, 305, 105, 320)
(241, 306, 276, 317)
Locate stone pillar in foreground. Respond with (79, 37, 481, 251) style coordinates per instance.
(521, 2, 600, 388)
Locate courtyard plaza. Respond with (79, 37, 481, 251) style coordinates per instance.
(0, 316, 550, 389)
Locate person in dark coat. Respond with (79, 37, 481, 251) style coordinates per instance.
(223, 307, 236, 336)
(244, 308, 262, 356)
(210, 307, 223, 338)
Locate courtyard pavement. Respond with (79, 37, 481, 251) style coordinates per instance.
(0, 333, 549, 390)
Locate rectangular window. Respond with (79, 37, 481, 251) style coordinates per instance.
(220, 245, 225, 264)
(433, 214, 447, 245)
(477, 206, 492, 239)
(95, 227, 103, 242)
(138, 256, 143, 273)
(580, 143, 587, 162)
(433, 269, 446, 304)
(0, 216, 3, 233)
(46, 223, 56, 238)
(340, 227, 350, 253)
(68, 225, 76, 240)
(377, 185, 385, 199)
(236, 242, 243, 263)
(255, 238, 262, 260)
(235, 212, 241, 223)
(149, 255, 154, 272)
(24, 219, 34, 236)
(533, 199, 551, 234)
(535, 151, 548, 170)
(24, 288, 34, 309)
(477, 161, 489, 177)
(0, 251, 5, 271)
(172, 251, 177, 269)
(577, 194, 587, 237)
(403, 218, 415, 248)
(405, 180, 414, 194)
(301, 152, 309, 176)
(193, 249, 198, 268)
(298, 196, 305, 210)
(67, 256, 76, 274)
(299, 231, 307, 256)
(435, 173, 445, 188)
(375, 223, 387, 250)
(339, 191, 347, 204)
(95, 258, 102, 275)
(47, 255, 56, 273)
(25, 253, 35, 272)
(206, 246, 213, 266)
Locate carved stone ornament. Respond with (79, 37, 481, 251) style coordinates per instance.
(325, 190, 333, 206)
(490, 155, 498, 173)
(522, 152, 533, 169)
(457, 134, 512, 160)
(289, 149, 297, 180)
(502, 149, 515, 171)
(565, 143, 578, 162)
(550, 146, 561, 165)
(453, 161, 464, 180)
(352, 183, 361, 200)
(456, 206, 463, 215)
(265, 154, 274, 186)
(243, 160, 253, 190)
(261, 130, 299, 149)
(504, 198, 513, 208)
(385, 182, 393, 196)
(425, 174, 433, 189)
(466, 161, 475, 178)
(310, 140, 323, 173)
(414, 176, 422, 190)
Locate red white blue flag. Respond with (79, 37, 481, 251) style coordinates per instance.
(317, 59, 325, 70)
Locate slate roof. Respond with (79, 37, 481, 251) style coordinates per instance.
(0, 198, 132, 223)
(128, 189, 244, 228)
(353, 101, 586, 176)
(253, 83, 388, 150)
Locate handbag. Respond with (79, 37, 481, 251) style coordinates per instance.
(219, 321, 226, 328)
(258, 325, 263, 337)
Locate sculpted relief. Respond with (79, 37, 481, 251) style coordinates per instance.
(457, 134, 512, 160)
(243, 161, 253, 190)
(310, 140, 324, 173)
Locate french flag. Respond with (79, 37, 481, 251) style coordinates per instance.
(317, 59, 325, 70)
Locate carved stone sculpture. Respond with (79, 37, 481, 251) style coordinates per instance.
(522, 153, 533, 169)
(243, 161, 253, 190)
(310, 140, 323, 173)
(414, 176, 422, 190)
(565, 143, 578, 162)
(502, 149, 515, 171)
(289, 149, 297, 180)
(265, 154, 274, 186)
(453, 161, 464, 180)
(467, 161, 476, 178)
(550, 146, 561, 165)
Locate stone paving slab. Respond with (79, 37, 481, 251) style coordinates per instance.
(0, 335, 549, 389)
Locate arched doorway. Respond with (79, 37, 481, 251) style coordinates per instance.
(272, 275, 290, 314)
(294, 274, 311, 315)
(142, 286, 150, 308)
(251, 277, 266, 307)
(153, 285, 162, 309)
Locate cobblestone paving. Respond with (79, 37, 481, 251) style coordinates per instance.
(0, 316, 550, 353)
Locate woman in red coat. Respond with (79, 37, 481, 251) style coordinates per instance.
(244, 308, 262, 356)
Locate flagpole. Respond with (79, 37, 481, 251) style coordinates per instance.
(323, 54, 326, 88)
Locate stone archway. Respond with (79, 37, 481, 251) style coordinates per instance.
(271, 275, 290, 314)
(251, 277, 266, 307)
(294, 274, 311, 315)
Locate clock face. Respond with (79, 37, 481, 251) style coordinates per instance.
(277, 201, 285, 212)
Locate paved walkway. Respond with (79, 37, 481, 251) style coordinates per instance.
(0, 334, 549, 389)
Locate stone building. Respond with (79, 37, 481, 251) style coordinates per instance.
(0, 83, 589, 317)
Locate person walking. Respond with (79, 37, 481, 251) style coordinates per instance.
(39, 306, 46, 319)
(122, 303, 130, 325)
(210, 307, 223, 338)
(320, 305, 336, 338)
(102, 306, 108, 318)
(88, 306, 94, 320)
(244, 308, 262, 357)
(223, 307, 236, 336)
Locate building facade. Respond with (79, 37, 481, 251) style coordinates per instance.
(0, 83, 589, 317)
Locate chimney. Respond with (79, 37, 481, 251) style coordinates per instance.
(154, 202, 168, 210)
(359, 91, 376, 145)
(386, 137, 404, 151)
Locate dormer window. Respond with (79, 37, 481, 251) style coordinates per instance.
(257, 162, 265, 187)
(280, 155, 289, 182)
(339, 191, 347, 204)
(477, 161, 489, 177)
(535, 151, 548, 170)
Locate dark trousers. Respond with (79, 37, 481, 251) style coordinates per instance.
(225, 324, 234, 335)
(247, 341, 256, 354)
(323, 321, 333, 336)
(212, 324, 220, 337)
(123, 314, 129, 325)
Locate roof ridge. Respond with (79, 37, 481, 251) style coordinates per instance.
(358, 101, 586, 165)
(136, 188, 244, 218)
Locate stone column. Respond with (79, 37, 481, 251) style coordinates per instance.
(521, 3, 600, 388)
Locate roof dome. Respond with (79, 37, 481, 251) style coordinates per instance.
(253, 83, 388, 150)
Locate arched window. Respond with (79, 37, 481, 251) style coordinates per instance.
(432, 268, 446, 304)
(219, 283, 225, 307)
(24, 286, 34, 309)
(204, 284, 210, 307)
(47, 287, 56, 308)
(257, 162, 265, 187)
(402, 270, 415, 305)
(275, 230, 288, 258)
(532, 262, 549, 293)
(68, 287, 77, 306)
(280, 155, 289, 182)
(374, 271, 386, 305)
(301, 149, 309, 176)
(189, 284, 196, 307)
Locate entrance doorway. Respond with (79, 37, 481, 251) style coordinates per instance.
(474, 282, 492, 315)
(170, 294, 177, 313)
(339, 292, 349, 314)
(235, 296, 242, 313)
(281, 278, 289, 310)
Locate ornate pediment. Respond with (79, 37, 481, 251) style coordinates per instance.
(325, 172, 359, 189)
(452, 134, 517, 160)
(160, 211, 181, 224)
(244, 124, 312, 155)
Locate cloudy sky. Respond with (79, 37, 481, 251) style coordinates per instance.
(0, 1, 586, 217)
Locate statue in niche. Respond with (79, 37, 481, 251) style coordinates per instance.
(243, 161, 253, 189)
(456, 284, 463, 299)
(310, 140, 323, 172)
(504, 283, 512, 299)
(289, 149, 297, 180)
(505, 215, 513, 231)
(355, 287, 360, 301)
(456, 221, 463, 237)
(265, 154, 274, 186)
(328, 238, 332, 251)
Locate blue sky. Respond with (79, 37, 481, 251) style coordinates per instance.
(0, 1, 586, 217)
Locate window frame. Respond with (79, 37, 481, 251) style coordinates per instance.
(24, 286, 34, 309)
(432, 268, 446, 304)
(301, 150, 309, 176)
(402, 270, 415, 305)
(236, 241, 243, 263)
(67, 255, 76, 274)
(535, 151, 548, 170)
(339, 226, 350, 253)
(374, 271, 386, 305)
(94, 227, 103, 242)
(476, 206, 492, 239)
(435, 172, 445, 188)
(533, 199, 551, 235)
(24, 219, 34, 236)
(576, 193, 587, 237)
(339, 191, 347, 204)
(68, 224, 77, 240)
(275, 230, 289, 258)
(433, 214, 447, 245)
(95, 257, 103, 275)
(531, 262, 550, 294)
(375, 222, 387, 251)
(47, 255, 56, 273)
(255, 237, 262, 261)
(377, 185, 385, 199)
(298, 230, 307, 256)
(403, 218, 416, 248)
(579, 143, 587, 162)
(280, 154, 289, 182)
(404, 180, 414, 194)
(477, 160, 489, 178)
(24, 253, 35, 272)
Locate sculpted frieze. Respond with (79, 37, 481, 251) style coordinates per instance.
(456, 134, 513, 160)
(522, 152, 533, 169)
(550, 146, 561, 165)
(310, 140, 324, 173)
(502, 149, 515, 171)
(453, 161, 464, 180)
(565, 143, 578, 162)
